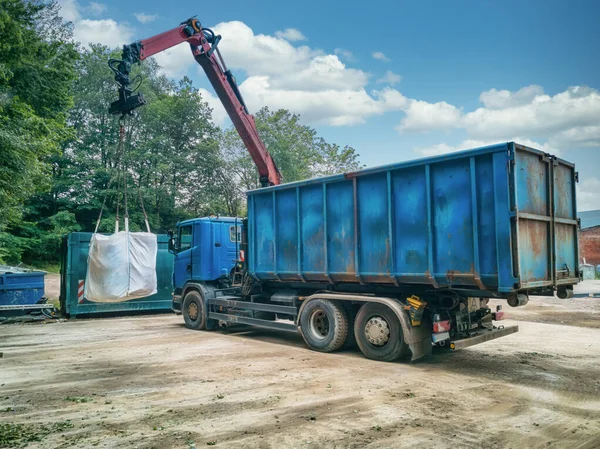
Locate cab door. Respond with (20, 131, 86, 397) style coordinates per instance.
(224, 222, 242, 276)
(173, 224, 193, 289)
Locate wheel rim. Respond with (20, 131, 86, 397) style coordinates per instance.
(364, 316, 390, 347)
(309, 309, 330, 340)
(188, 301, 199, 321)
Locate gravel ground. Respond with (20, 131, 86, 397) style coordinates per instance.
(1, 294, 599, 448)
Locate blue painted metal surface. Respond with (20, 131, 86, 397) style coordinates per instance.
(0, 270, 46, 306)
(578, 209, 600, 230)
(60, 232, 173, 316)
(247, 142, 579, 294)
(173, 217, 242, 291)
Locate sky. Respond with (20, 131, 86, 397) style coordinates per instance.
(57, 0, 600, 210)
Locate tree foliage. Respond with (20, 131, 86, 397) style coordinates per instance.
(0, 0, 77, 230)
(0, 0, 364, 267)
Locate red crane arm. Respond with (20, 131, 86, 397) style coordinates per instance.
(109, 18, 282, 187)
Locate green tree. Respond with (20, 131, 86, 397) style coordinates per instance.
(133, 77, 222, 227)
(253, 108, 318, 182)
(0, 0, 78, 231)
(0, 21, 364, 267)
(314, 138, 364, 177)
(218, 106, 364, 193)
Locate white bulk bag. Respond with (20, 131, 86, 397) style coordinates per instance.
(84, 231, 157, 302)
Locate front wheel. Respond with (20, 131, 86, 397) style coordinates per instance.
(354, 303, 408, 362)
(182, 290, 207, 330)
(299, 299, 348, 353)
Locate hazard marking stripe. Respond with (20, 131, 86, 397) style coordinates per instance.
(78, 280, 85, 303)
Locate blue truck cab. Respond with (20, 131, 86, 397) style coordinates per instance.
(170, 217, 242, 313)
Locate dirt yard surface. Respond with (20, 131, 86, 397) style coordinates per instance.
(2, 299, 600, 448)
(44, 273, 60, 301)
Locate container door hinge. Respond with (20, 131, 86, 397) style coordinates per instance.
(575, 171, 579, 183)
(577, 217, 581, 230)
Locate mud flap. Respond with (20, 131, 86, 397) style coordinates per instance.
(397, 310, 432, 361)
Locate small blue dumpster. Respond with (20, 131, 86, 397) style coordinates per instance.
(0, 267, 46, 306)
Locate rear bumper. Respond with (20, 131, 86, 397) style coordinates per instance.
(449, 325, 518, 350)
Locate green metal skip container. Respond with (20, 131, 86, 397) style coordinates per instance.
(59, 232, 174, 317)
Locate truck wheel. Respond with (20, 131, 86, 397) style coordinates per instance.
(556, 287, 573, 299)
(354, 303, 408, 362)
(300, 299, 348, 353)
(182, 290, 206, 330)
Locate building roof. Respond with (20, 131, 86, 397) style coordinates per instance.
(177, 216, 241, 226)
(579, 210, 600, 229)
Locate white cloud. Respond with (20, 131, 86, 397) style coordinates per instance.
(240, 79, 405, 126)
(550, 125, 600, 148)
(134, 13, 158, 24)
(479, 85, 544, 109)
(203, 21, 407, 125)
(463, 86, 600, 141)
(334, 48, 355, 61)
(267, 54, 368, 91)
(87, 2, 106, 15)
(399, 84, 600, 156)
(146, 21, 409, 125)
(212, 21, 317, 77)
(73, 19, 133, 47)
(58, 0, 132, 47)
(274, 28, 306, 41)
(152, 42, 194, 78)
(397, 100, 462, 133)
(577, 177, 600, 211)
(372, 51, 390, 61)
(58, 0, 80, 22)
(399, 85, 600, 139)
(198, 88, 228, 126)
(376, 70, 402, 85)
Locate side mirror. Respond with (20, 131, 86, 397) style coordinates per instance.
(167, 229, 175, 253)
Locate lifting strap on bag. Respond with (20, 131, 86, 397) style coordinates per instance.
(94, 115, 151, 234)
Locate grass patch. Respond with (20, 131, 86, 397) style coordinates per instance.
(35, 263, 61, 274)
(0, 420, 73, 447)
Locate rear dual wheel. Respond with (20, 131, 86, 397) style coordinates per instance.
(299, 300, 406, 362)
(354, 303, 408, 362)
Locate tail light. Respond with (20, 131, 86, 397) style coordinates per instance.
(493, 305, 506, 321)
(239, 250, 245, 262)
(433, 314, 451, 333)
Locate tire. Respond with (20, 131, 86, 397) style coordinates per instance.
(354, 303, 408, 362)
(342, 303, 358, 349)
(182, 290, 207, 330)
(299, 299, 348, 353)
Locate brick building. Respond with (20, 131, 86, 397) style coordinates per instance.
(579, 225, 600, 266)
(578, 210, 600, 265)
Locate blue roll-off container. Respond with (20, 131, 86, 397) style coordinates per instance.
(247, 142, 579, 295)
(0, 269, 46, 306)
(60, 232, 174, 316)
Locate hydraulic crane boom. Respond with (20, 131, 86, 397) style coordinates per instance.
(108, 17, 282, 187)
